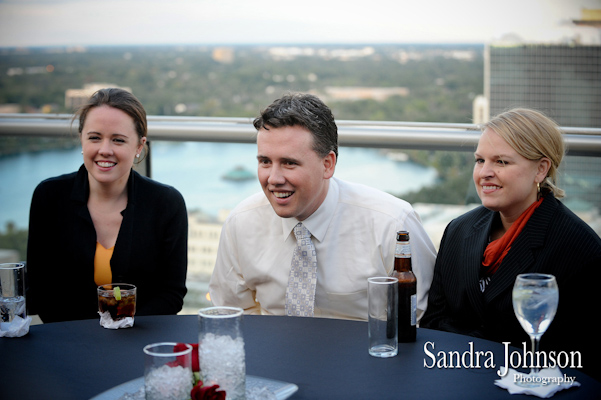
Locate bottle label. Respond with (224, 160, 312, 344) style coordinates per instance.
(395, 242, 411, 258)
(410, 294, 417, 326)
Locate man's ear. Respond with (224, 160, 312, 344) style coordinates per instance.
(323, 151, 336, 179)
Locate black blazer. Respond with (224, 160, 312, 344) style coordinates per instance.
(421, 194, 601, 381)
(26, 165, 188, 323)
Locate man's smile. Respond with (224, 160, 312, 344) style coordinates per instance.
(273, 191, 293, 199)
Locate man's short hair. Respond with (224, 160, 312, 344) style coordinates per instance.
(253, 92, 338, 159)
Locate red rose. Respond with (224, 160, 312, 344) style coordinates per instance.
(191, 382, 226, 400)
(173, 343, 200, 372)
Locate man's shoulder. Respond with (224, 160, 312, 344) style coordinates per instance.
(224, 192, 273, 222)
(334, 178, 413, 215)
(230, 191, 270, 212)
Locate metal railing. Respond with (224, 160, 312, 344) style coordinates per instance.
(2, 113, 601, 156)
(2, 113, 600, 253)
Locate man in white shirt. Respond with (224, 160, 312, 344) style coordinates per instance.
(209, 93, 436, 320)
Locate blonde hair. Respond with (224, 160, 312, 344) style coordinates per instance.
(482, 108, 565, 198)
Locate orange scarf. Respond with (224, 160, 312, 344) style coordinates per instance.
(482, 197, 543, 276)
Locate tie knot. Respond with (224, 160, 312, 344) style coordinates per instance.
(293, 222, 311, 241)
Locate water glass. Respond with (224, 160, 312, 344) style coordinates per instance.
(368, 276, 398, 358)
(198, 306, 246, 400)
(0, 262, 26, 331)
(143, 342, 194, 400)
(512, 273, 559, 387)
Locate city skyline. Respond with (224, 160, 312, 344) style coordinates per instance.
(0, 0, 599, 48)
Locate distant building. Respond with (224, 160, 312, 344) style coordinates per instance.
(268, 46, 375, 61)
(322, 86, 409, 102)
(212, 47, 234, 64)
(480, 15, 601, 214)
(0, 104, 20, 113)
(472, 95, 488, 124)
(65, 83, 132, 110)
(572, 8, 601, 28)
(485, 43, 601, 128)
(187, 210, 225, 280)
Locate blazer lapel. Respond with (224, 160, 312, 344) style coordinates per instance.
(463, 211, 494, 319)
(483, 196, 557, 303)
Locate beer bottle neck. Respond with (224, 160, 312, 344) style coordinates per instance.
(394, 240, 413, 272)
(394, 256, 412, 272)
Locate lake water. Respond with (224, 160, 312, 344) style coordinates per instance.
(0, 142, 437, 231)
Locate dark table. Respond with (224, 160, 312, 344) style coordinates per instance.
(2, 315, 599, 399)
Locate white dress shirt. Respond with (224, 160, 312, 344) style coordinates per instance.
(209, 177, 437, 321)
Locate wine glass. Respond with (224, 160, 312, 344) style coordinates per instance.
(512, 273, 559, 387)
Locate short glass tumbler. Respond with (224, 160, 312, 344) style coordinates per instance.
(368, 276, 399, 358)
(97, 283, 137, 328)
(143, 342, 193, 400)
(198, 306, 246, 400)
(0, 262, 26, 331)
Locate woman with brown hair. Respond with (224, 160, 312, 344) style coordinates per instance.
(27, 88, 188, 322)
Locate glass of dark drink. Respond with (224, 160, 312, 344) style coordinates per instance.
(97, 283, 136, 328)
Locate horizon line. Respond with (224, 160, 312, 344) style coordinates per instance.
(0, 41, 489, 50)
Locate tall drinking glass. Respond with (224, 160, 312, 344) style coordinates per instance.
(367, 277, 398, 358)
(512, 273, 559, 387)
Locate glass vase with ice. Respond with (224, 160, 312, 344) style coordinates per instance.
(198, 306, 246, 400)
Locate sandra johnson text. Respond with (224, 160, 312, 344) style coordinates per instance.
(423, 341, 582, 377)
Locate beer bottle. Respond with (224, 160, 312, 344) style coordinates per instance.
(392, 230, 417, 342)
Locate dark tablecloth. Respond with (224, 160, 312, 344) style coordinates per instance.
(2, 314, 599, 399)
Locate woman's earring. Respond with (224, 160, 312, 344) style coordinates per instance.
(136, 154, 140, 158)
(81, 150, 83, 154)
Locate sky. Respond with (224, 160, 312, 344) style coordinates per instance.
(0, 0, 599, 47)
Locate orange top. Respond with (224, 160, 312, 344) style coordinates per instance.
(94, 242, 114, 285)
(482, 197, 544, 276)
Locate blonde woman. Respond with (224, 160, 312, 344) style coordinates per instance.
(421, 108, 601, 380)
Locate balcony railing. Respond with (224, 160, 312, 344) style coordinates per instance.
(2, 113, 601, 156)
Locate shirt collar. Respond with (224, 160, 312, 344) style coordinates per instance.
(281, 178, 340, 243)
